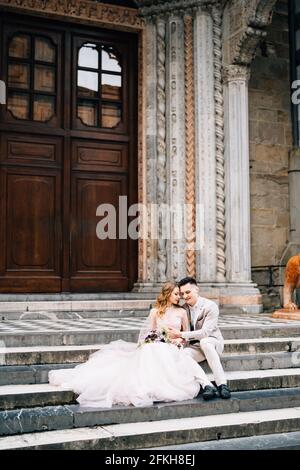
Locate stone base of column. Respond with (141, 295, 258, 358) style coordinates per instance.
(197, 283, 263, 314)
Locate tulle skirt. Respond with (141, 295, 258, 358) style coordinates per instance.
(48, 340, 202, 408)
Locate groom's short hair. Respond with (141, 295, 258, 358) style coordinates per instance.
(178, 277, 197, 287)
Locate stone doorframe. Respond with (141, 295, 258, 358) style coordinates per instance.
(0, 0, 278, 312)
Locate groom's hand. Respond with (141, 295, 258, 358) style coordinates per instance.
(167, 327, 181, 339)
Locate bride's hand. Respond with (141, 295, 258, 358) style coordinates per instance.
(171, 337, 186, 347)
(167, 327, 181, 339)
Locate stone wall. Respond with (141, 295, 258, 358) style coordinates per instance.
(249, 0, 292, 310)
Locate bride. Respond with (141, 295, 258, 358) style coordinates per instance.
(49, 282, 211, 408)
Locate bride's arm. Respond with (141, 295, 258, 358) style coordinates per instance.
(168, 309, 188, 346)
(149, 308, 157, 330)
(181, 310, 189, 332)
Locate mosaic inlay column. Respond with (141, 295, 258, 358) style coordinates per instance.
(184, 13, 196, 279)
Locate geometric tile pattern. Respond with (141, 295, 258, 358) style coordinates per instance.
(1, 314, 300, 335)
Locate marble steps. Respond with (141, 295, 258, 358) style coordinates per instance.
(0, 329, 141, 348)
(2, 347, 300, 386)
(1, 406, 300, 449)
(0, 293, 156, 302)
(0, 298, 155, 321)
(2, 369, 300, 410)
(0, 309, 151, 321)
(1, 323, 300, 348)
(150, 430, 300, 450)
(1, 337, 300, 367)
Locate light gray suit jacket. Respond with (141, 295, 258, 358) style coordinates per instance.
(182, 296, 224, 348)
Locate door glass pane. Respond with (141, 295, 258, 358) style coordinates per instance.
(35, 37, 55, 63)
(102, 103, 121, 128)
(9, 34, 30, 59)
(33, 95, 55, 121)
(78, 100, 98, 126)
(102, 47, 121, 72)
(8, 63, 30, 89)
(7, 92, 29, 119)
(77, 70, 98, 97)
(78, 43, 98, 69)
(101, 74, 121, 100)
(34, 65, 55, 93)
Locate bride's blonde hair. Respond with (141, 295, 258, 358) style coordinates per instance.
(154, 281, 179, 318)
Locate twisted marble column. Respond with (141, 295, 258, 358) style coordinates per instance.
(156, 17, 167, 282)
(212, 5, 226, 282)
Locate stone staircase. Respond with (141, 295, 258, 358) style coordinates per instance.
(1, 310, 300, 449)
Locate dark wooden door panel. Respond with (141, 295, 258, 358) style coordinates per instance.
(70, 174, 129, 291)
(0, 167, 62, 292)
(72, 140, 128, 173)
(0, 133, 62, 167)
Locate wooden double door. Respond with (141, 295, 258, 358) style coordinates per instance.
(0, 14, 138, 292)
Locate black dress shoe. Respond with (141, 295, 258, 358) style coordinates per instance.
(202, 385, 217, 401)
(217, 384, 231, 399)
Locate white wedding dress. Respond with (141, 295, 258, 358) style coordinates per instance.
(48, 309, 203, 408)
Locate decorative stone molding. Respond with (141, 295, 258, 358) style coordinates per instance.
(223, 0, 277, 66)
(135, 0, 218, 17)
(184, 14, 196, 278)
(212, 4, 226, 282)
(140, 18, 158, 284)
(0, 0, 144, 31)
(245, 0, 277, 28)
(231, 26, 267, 65)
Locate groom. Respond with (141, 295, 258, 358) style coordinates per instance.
(168, 277, 231, 400)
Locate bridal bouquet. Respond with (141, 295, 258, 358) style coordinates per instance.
(138, 327, 185, 349)
(142, 327, 171, 345)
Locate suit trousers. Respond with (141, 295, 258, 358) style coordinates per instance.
(183, 337, 226, 387)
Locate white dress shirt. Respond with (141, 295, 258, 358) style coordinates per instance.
(181, 296, 222, 342)
(181, 296, 204, 340)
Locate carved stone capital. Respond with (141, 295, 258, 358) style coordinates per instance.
(222, 64, 251, 84)
(0, 0, 144, 31)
